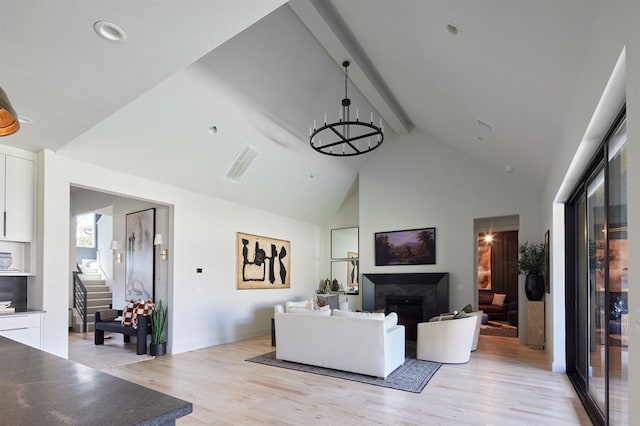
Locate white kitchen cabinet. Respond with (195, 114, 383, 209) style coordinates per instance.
(0, 154, 34, 242)
(0, 312, 43, 349)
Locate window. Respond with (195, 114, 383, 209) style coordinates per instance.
(76, 213, 96, 248)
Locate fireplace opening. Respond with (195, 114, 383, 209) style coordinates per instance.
(363, 273, 449, 342)
(386, 296, 423, 341)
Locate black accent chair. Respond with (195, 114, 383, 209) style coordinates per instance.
(94, 309, 151, 355)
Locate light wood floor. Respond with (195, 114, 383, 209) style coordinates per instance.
(69, 333, 592, 425)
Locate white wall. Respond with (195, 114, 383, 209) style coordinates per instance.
(536, 0, 640, 416)
(625, 0, 640, 418)
(96, 213, 113, 281)
(321, 179, 359, 302)
(541, 1, 629, 373)
(358, 129, 542, 342)
(37, 150, 321, 357)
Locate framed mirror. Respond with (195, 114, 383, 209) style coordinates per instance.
(330, 227, 359, 294)
(331, 227, 359, 260)
(331, 259, 359, 294)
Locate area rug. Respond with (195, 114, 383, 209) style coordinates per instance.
(246, 351, 441, 393)
(480, 321, 517, 338)
(68, 332, 155, 371)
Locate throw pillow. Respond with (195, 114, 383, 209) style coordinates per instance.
(492, 293, 507, 306)
(429, 314, 456, 321)
(121, 301, 136, 327)
(98, 309, 118, 322)
(287, 307, 331, 316)
(453, 310, 468, 319)
(122, 299, 154, 328)
(135, 299, 154, 317)
(461, 304, 473, 313)
(332, 309, 385, 319)
(384, 312, 398, 328)
(285, 300, 313, 313)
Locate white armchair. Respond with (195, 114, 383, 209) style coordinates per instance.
(416, 315, 478, 363)
(470, 310, 483, 351)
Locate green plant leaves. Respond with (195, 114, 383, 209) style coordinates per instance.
(151, 299, 168, 345)
(517, 242, 545, 275)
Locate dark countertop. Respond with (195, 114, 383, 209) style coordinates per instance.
(0, 336, 192, 425)
(0, 309, 46, 317)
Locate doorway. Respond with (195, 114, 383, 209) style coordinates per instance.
(68, 186, 172, 368)
(474, 216, 519, 338)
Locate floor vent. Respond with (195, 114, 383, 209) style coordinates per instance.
(224, 145, 259, 183)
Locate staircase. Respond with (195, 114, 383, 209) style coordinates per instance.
(72, 260, 112, 333)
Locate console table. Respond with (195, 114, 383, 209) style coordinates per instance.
(316, 293, 339, 309)
(0, 336, 192, 425)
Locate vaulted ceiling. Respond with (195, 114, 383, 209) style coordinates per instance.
(0, 0, 607, 223)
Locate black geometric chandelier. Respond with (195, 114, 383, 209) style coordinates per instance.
(310, 61, 383, 156)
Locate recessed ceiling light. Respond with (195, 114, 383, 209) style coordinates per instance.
(94, 21, 127, 42)
(307, 174, 315, 181)
(446, 23, 461, 36)
(208, 126, 218, 135)
(18, 115, 33, 124)
(476, 117, 493, 131)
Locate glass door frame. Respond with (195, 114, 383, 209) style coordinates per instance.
(565, 107, 626, 426)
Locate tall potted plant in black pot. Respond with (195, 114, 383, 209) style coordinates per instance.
(150, 299, 168, 356)
(517, 242, 545, 301)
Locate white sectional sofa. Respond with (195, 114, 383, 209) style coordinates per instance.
(274, 307, 405, 379)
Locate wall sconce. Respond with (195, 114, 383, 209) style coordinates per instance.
(110, 240, 122, 263)
(154, 234, 168, 261)
(0, 86, 20, 137)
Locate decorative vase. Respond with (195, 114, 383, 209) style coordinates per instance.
(0, 252, 12, 270)
(150, 342, 167, 356)
(525, 273, 545, 301)
(324, 279, 332, 294)
(332, 279, 340, 291)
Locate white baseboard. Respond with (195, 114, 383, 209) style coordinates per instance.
(552, 361, 566, 373)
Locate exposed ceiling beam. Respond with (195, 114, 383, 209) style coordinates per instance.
(289, 0, 412, 135)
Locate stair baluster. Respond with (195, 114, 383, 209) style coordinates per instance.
(73, 271, 88, 333)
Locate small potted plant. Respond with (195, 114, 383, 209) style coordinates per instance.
(150, 299, 168, 356)
(517, 242, 545, 301)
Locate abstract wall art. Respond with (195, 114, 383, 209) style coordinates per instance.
(347, 251, 359, 292)
(125, 208, 155, 301)
(236, 232, 290, 289)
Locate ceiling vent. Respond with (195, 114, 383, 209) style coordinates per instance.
(224, 145, 259, 183)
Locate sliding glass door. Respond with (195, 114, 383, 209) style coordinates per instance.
(587, 167, 606, 413)
(607, 120, 627, 424)
(566, 114, 627, 425)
